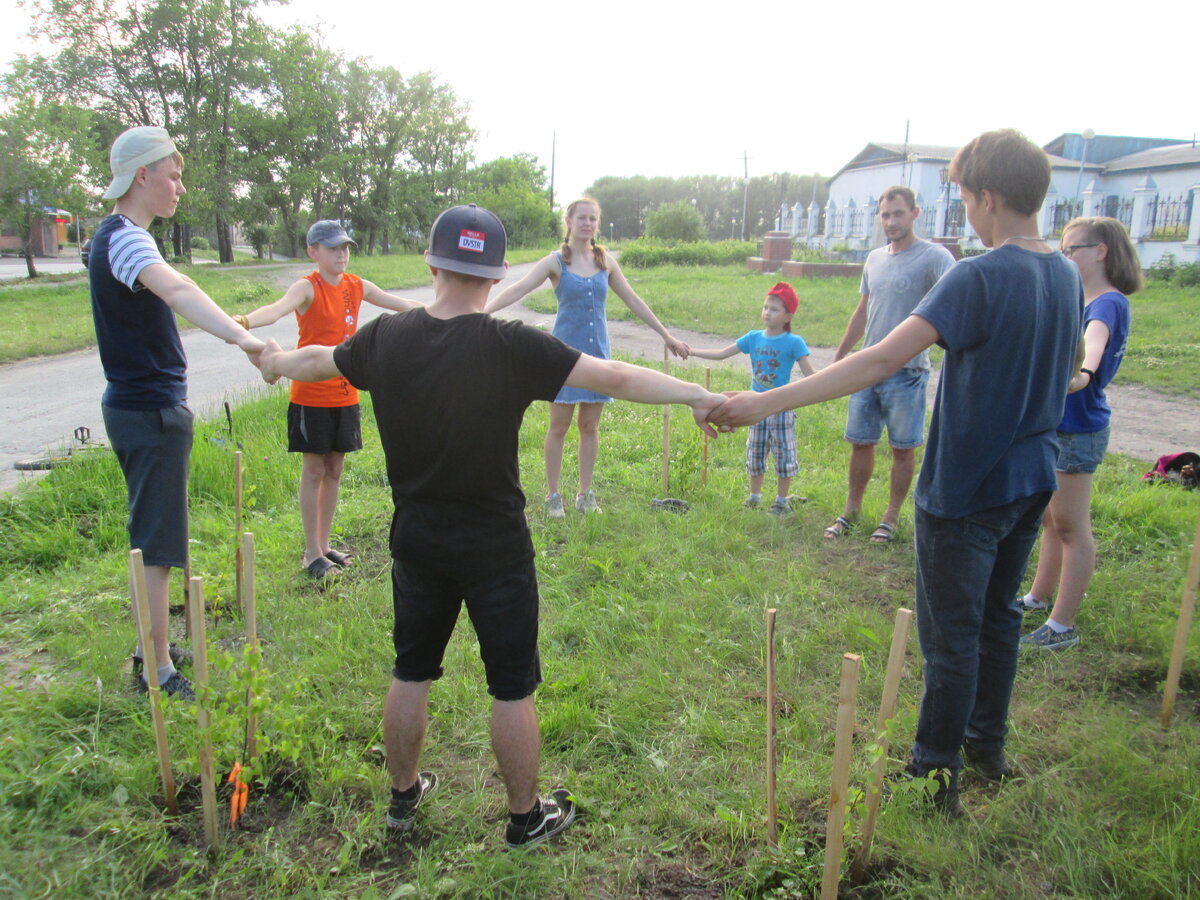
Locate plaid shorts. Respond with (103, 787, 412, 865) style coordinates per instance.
(746, 410, 799, 478)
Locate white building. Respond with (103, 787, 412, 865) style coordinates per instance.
(779, 134, 1200, 266)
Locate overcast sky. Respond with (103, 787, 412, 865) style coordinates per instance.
(4, 0, 1197, 202)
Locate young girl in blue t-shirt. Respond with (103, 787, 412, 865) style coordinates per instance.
(691, 282, 816, 515)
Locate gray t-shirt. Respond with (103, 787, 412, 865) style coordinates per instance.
(859, 239, 955, 370)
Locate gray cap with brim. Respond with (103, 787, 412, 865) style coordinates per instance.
(426, 204, 507, 279)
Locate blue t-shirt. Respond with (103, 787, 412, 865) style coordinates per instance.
(735, 330, 810, 392)
(1058, 290, 1130, 434)
(88, 214, 186, 410)
(912, 245, 1083, 519)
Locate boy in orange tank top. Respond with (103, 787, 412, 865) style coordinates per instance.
(239, 221, 421, 577)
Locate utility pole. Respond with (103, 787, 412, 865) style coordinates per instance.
(741, 150, 750, 242)
(549, 131, 556, 211)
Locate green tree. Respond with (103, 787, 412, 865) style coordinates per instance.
(644, 199, 705, 243)
(0, 90, 91, 277)
(458, 154, 557, 247)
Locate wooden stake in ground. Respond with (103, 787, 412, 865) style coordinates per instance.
(851, 607, 913, 882)
(242, 532, 259, 761)
(129, 549, 177, 814)
(765, 607, 778, 846)
(189, 577, 220, 850)
(234, 450, 244, 615)
(1162, 512, 1200, 727)
(183, 556, 192, 640)
(822, 653, 862, 900)
(702, 367, 711, 486)
(661, 345, 671, 494)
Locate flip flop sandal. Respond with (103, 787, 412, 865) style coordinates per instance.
(325, 549, 353, 567)
(824, 516, 853, 538)
(305, 556, 339, 579)
(870, 522, 898, 543)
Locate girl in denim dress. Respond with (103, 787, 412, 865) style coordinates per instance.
(486, 197, 689, 516)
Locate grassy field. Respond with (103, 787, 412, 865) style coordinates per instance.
(1, 358, 1198, 898)
(0, 247, 550, 365)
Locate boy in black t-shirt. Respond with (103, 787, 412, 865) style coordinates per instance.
(258, 204, 726, 847)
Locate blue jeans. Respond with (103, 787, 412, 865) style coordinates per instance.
(909, 492, 1051, 774)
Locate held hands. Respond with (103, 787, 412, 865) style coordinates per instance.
(706, 390, 768, 432)
(690, 392, 727, 438)
(666, 336, 690, 360)
(256, 338, 284, 385)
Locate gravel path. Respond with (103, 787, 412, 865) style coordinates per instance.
(4, 260, 1198, 493)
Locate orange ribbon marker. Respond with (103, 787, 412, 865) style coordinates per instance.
(227, 762, 249, 828)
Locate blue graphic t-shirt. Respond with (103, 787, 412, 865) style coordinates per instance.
(735, 330, 810, 392)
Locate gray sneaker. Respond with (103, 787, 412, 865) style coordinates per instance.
(545, 493, 565, 519)
(767, 497, 792, 517)
(1015, 593, 1051, 614)
(1020, 622, 1079, 651)
(743, 494, 761, 509)
(575, 491, 601, 513)
(138, 670, 196, 701)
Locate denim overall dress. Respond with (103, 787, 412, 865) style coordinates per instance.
(551, 251, 612, 404)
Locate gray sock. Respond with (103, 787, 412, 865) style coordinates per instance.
(157, 664, 176, 684)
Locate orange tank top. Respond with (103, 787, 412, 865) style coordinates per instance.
(290, 272, 363, 407)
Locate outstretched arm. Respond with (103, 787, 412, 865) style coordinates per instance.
(138, 262, 265, 358)
(362, 280, 422, 313)
(237, 278, 313, 329)
(483, 253, 557, 314)
(606, 257, 689, 358)
(565, 354, 725, 436)
(688, 343, 741, 361)
(710, 315, 938, 429)
(258, 339, 341, 384)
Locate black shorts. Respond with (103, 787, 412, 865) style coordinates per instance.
(102, 404, 193, 569)
(391, 557, 542, 701)
(287, 403, 362, 454)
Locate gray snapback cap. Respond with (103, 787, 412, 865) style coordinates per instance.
(426, 204, 507, 279)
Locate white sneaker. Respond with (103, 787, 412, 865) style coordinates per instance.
(546, 493, 565, 519)
(575, 490, 602, 513)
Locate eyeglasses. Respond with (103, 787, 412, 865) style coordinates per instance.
(1062, 242, 1100, 258)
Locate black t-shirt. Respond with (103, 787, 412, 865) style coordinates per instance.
(333, 308, 580, 579)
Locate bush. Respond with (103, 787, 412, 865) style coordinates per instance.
(1148, 252, 1177, 282)
(644, 200, 706, 243)
(190, 235, 212, 252)
(618, 239, 758, 268)
(1175, 262, 1200, 288)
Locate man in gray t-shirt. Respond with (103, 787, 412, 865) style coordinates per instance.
(826, 186, 954, 543)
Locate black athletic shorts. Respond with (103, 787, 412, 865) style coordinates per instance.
(287, 403, 362, 454)
(390, 557, 542, 701)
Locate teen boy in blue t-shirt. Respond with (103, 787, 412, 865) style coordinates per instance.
(710, 129, 1084, 817)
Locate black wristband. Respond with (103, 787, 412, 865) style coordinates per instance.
(1080, 367, 1096, 384)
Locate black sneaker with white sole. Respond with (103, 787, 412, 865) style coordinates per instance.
(387, 772, 438, 832)
(505, 789, 577, 848)
(131, 643, 192, 677)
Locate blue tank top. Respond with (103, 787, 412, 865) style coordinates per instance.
(551, 251, 612, 404)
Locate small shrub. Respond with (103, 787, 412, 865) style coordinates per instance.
(644, 200, 706, 243)
(190, 235, 212, 252)
(1148, 252, 1177, 282)
(1174, 261, 1200, 288)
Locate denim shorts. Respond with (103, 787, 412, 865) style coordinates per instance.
(845, 368, 928, 449)
(391, 557, 542, 701)
(1055, 425, 1110, 475)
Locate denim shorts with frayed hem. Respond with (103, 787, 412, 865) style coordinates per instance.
(1054, 425, 1109, 475)
(845, 367, 928, 449)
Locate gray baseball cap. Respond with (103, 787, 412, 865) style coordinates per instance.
(306, 220, 357, 247)
(103, 126, 178, 201)
(426, 204, 507, 279)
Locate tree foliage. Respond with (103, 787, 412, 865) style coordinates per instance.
(5, 0, 492, 259)
(457, 154, 557, 248)
(644, 200, 706, 243)
(585, 172, 829, 241)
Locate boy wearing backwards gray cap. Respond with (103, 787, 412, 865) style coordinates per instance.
(257, 203, 726, 847)
(236, 220, 421, 578)
(89, 125, 266, 700)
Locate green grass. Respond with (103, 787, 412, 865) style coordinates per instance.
(1, 363, 1198, 898)
(0, 247, 551, 364)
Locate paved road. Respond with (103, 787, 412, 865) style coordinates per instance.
(4, 260, 1199, 493)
